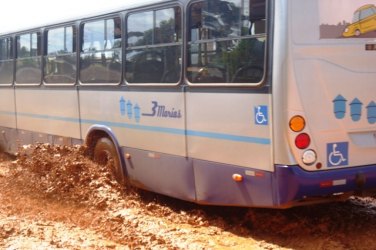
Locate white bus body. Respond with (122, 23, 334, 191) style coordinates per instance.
(0, 0, 375, 208)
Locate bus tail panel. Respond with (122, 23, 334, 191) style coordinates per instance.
(286, 0, 376, 172)
(274, 164, 376, 207)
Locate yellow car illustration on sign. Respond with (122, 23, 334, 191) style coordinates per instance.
(343, 4, 376, 37)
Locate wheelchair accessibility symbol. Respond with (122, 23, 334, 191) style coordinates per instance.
(254, 105, 268, 125)
(327, 142, 349, 167)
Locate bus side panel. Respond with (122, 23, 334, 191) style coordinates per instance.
(79, 90, 186, 157)
(194, 160, 274, 207)
(185, 92, 274, 207)
(0, 87, 16, 128)
(0, 87, 17, 152)
(186, 92, 273, 171)
(15, 89, 81, 139)
(124, 147, 195, 202)
(80, 90, 191, 198)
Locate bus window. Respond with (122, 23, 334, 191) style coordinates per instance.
(187, 0, 266, 84)
(15, 32, 42, 84)
(0, 37, 14, 85)
(126, 7, 182, 84)
(44, 26, 77, 84)
(80, 17, 122, 84)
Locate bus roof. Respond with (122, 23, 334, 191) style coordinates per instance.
(0, 0, 170, 35)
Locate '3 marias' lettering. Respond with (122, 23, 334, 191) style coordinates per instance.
(142, 101, 182, 119)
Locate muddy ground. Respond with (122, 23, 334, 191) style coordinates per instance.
(0, 144, 376, 249)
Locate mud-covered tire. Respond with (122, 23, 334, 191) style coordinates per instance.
(93, 137, 125, 185)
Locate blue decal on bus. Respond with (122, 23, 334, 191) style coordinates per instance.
(333, 95, 376, 124)
(126, 100, 133, 119)
(327, 142, 349, 167)
(254, 105, 268, 125)
(142, 101, 182, 119)
(350, 98, 362, 122)
(367, 101, 376, 124)
(134, 104, 141, 123)
(120, 96, 126, 116)
(333, 95, 347, 119)
(119, 97, 141, 123)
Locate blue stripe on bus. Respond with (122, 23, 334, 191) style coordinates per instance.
(80, 118, 185, 136)
(0, 111, 17, 116)
(17, 112, 80, 123)
(186, 130, 271, 145)
(1, 111, 271, 145)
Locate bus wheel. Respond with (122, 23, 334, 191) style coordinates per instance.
(93, 137, 125, 185)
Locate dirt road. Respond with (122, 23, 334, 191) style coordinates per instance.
(0, 144, 376, 249)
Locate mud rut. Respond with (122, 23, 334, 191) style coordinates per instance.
(0, 144, 376, 249)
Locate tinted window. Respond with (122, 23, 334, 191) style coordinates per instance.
(127, 11, 153, 46)
(80, 17, 122, 84)
(17, 33, 40, 58)
(44, 26, 77, 84)
(0, 37, 13, 84)
(0, 37, 12, 60)
(47, 27, 75, 54)
(187, 0, 266, 84)
(155, 8, 177, 44)
(126, 7, 182, 84)
(16, 32, 42, 84)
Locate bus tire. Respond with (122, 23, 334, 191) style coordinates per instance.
(93, 137, 125, 185)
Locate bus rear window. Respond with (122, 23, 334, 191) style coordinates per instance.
(187, 0, 266, 85)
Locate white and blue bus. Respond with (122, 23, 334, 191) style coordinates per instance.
(0, 0, 375, 208)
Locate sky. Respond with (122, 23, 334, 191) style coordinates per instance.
(0, 0, 153, 34)
(3, 0, 376, 34)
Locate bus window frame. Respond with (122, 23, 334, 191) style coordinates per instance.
(124, 4, 184, 87)
(185, 0, 268, 88)
(14, 29, 43, 86)
(43, 23, 78, 87)
(0, 36, 14, 87)
(78, 14, 123, 86)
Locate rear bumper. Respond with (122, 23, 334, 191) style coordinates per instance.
(191, 161, 376, 208)
(274, 164, 376, 207)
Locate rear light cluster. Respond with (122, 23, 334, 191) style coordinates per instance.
(289, 115, 319, 168)
(295, 133, 310, 149)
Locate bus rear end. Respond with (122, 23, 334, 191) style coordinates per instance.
(274, 0, 376, 207)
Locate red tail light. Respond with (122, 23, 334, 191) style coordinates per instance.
(295, 133, 310, 149)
